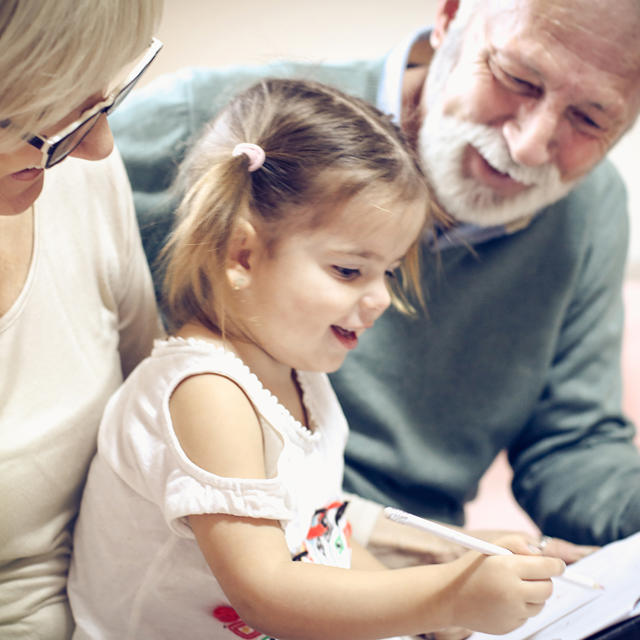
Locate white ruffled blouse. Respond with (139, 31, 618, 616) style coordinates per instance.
(68, 337, 349, 639)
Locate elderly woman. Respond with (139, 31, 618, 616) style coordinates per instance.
(0, 1, 164, 637)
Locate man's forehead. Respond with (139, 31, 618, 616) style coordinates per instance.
(469, 0, 640, 128)
(483, 0, 640, 77)
(486, 0, 640, 46)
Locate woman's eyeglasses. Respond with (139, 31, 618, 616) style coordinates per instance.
(25, 37, 163, 169)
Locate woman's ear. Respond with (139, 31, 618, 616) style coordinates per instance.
(226, 219, 258, 291)
(431, 0, 461, 49)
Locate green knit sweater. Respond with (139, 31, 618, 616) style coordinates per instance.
(110, 56, 640, 546)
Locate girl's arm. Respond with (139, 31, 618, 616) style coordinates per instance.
(190, 513, 562, 639)
(350, 538, 388, 571)
(171, 373, 564, 640)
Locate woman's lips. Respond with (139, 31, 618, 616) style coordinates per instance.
(331, 325, 358, 350)
(12, 167, 44, 181)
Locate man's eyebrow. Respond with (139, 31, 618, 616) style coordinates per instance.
(571, 95, 626, 125)
(494, 51, 627, 121)
(586, 99, 623, 118)
(490, 48, 542, 79)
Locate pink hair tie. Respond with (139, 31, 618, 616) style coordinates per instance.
(232, 143, 266, 172)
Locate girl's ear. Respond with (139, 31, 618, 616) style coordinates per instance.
(431, 0, 461, 49)
(226, 219, 259, 290)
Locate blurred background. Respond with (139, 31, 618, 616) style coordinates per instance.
(144, 0, 640, 275)
(138, 0, 639, 532)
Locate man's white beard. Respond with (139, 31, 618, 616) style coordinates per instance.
(418, 111, 576, 228)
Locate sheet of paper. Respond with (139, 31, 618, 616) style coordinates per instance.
(468, 532, 640, 640)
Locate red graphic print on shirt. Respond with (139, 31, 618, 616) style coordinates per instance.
(293, 500, 352, 567)
(212, 606, 275, 639)
(211, 501, 352, 637)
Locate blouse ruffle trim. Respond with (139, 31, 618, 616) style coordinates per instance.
(155, 336, 322, 451)
(165, 472, 294, 538)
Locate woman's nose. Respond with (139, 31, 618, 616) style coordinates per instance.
(69, 114, 114, 162)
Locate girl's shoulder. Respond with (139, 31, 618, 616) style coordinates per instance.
(151, 335, 242, 370)
(114, 336, 345, 457)
(149, 336, 312, 430)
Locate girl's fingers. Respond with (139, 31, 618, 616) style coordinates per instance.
(524, 600, 547, 618)
(522, 577, 556, 604)
(518, 556, 566, 580)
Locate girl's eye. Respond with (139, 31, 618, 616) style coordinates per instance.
(385, 269, 397, 279)
(332, 265, 360, 280)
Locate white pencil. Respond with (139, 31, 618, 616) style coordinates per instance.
(384, 506, 603, 591)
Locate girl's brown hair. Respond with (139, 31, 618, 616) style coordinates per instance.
(161, 77, 439, 336)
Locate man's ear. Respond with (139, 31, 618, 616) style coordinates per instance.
(431, 0, 461, 49)
(226, 219, 259, 290)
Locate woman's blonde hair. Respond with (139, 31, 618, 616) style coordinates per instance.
(162, 78, 441, 337)
(0, 0, 162, 151)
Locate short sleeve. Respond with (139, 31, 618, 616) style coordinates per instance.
(162, 445, 295, 538)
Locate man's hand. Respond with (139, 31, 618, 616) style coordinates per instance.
(366, 510, 598, 568)
(528, 534, 599, 564)
(470, 530, 598, 564)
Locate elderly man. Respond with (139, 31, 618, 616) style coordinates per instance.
(110, 0, 640, 568)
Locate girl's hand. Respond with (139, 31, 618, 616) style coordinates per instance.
(443, 536, 565, 635)
(417, 627, 473, 640)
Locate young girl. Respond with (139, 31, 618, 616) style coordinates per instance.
(68, 78, 563, 640)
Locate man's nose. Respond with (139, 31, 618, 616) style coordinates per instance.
(502, 102, 563, 167)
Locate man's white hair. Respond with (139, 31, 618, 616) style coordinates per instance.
(452, 0, 483, 28)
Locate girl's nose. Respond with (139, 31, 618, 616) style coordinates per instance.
(359, 278, 391, 326)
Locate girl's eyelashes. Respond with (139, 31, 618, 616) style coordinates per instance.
(332, 265, 361, 280)
(331, 264, 400, 281)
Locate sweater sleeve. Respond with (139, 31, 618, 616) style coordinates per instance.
(510, 160, 640, 545)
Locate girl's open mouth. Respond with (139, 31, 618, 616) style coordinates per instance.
(331, 325, 358, 350)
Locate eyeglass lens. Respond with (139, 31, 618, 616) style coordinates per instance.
(47, 111, 103, 167)
(46, 43, 158, 167)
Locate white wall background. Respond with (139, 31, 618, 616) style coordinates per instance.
(144, 0, 639, 275)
